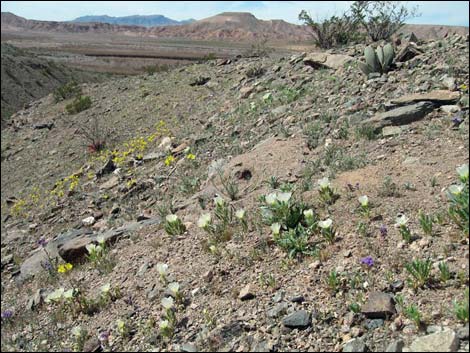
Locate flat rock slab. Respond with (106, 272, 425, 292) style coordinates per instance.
(100, 175, 120, 190)
(282, 310, 311, 329)
(362, 102, 434, 131)
(361, 292, 396, 319)
(404, 329, 459, 352)
(343, 338, 368, 352)
(303, 53, 355, 70)
(239, 284, 255, 301)
(390, 90, 460, 105)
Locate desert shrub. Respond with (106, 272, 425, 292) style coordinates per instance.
(144, 64, 170, 75)
(350, 1, 420, 41)
(76, 115, 109, 153)
(298, 10, 362, 49)
(245, 65, 265, 78)
(66, 95, 92, 115)
(54, 80, 82, 102)
(242, 39, 273, 58)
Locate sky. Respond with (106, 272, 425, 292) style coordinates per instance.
(1, 1, 469, 26)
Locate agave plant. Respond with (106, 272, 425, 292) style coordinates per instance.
(359, 43, 395, 75)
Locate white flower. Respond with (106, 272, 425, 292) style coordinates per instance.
(86, 243, 97, 254)
(303, 209, 314, 219)
(101, 283, 111, 294)
(358, 195, 369, 207)
(263, 92, 272, 101)
(96, 235, 105, 245)
(214, 196, 225, 207)
(166, 214, 178, 224)
(209, 245, 217, 254)
(271, 223, 281, 235)
(63, 288, 75, 300)
(116, 319, 125, 330)
(395, 215, 409, 227)
(157, 263, 169, 276)
(71, 326, 83, 338)
(456, 164, 469, 180)
(197, 213, 212, 228)
(448, 184, 465, 195)
(277, 192, 292, 204)
(235, 209, 245, 220)
(318, 218, 333, 229)
(168, 282, 180, 295)
(45, 287, 65, 303)
(317, 177, 330, 190)
(161, 296, 174, 310)
(265, 193, 278, 205)
(159, 320, 169, 329)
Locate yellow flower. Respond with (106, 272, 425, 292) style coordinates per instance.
(186, 153, 196, 160)
(58, 263, 73, 273)
(65, 263, 73, 271)
(165, 155, 175, 166)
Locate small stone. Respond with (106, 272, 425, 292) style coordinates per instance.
(83, 337, 101, 352)
(239, 284, 255, 301)
(282, 310, 311, 329)
(137, 262, 150, 277)
(390, 280, 404, 293)
(203, 270, 214, 283)
(382, 126, 403, 137)
(440, 105, 460, 114)
(181, 343, 198, 352)
(457, 324, 469, 340)
(82, 216, 96, 226)
(385, 339, 405, 352)
(290, 295, 305, 303)
(365, 319, 385, 330)
(426, 325, 444, 334)
(273, 291, 285, 303)
(361, 292, 396, 319)
(343, 338, 368, 352)
(267, 302, 288, 318)
(441, 76, 457, 91)
(406, 329, 459, 352)
(158, 137, 172, 151)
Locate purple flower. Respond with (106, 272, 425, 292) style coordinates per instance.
(1, 310, 13, 319)
(355, 182, 360, 190)
(361, 256, 374, 267)
(41, 260, 53, 272)
(98, 330, 110, 343)
(38, 237, 48, 247)
(380, 225, 388, 237)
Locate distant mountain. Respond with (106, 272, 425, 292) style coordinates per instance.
(71, 14, 195, 27)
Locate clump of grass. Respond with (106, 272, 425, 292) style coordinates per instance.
(378, 176, 400, 197)
(66, 95, 92, 115)
(453, 288, 469, 323)
(447, 164, 469, 236)
(54, 80, 82, 102)
(355, 124, 380, 140)
(405, 258, 432, 289)
(164, 214, 186, 236)
(304, 121, 324, 149)
(404, 304, 422, 328)
(418, 210, 434, 236)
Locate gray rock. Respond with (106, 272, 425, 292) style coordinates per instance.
(386, 340, 405, 352)
(390, 90, 460, 106)
(362, 102, 434, 131)
(272, 105, 289, 116)
(365, 319, 385, 330)
(382, 126, 403, 136)
(27, 289, 44, 310)
(405, 329, 459, 352)
(1, 254, 13, 269)
(457, 324, 469, 341)
(440, 105, 460, 114)
(282, 310, 311, 329)
(441, 76, 457, 91)
(290, 295, 305, 303)
(303, 53, 355, 70)
(343, 338, 368, 352)
(181, 343, 198, 352)
(267, 302, 288, 318)
(361, 292, 396, 319)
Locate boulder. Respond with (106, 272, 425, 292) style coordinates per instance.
(303, 53, 355, 70)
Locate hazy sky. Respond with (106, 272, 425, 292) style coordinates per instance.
(1, 1, 469, 26)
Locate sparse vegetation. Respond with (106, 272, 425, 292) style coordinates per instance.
(66, 95, 92, 115)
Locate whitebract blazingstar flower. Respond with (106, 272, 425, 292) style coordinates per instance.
(116, 319, 125, 331)
(214, 196, 225, 207)
(197, 213, 211, 228)
(265, 193, 278, 205)
(209, 245, 217, 254)
(263, 92, 272, 101)
(271, 223, 281, 236)
(86, 243, 97, 254)
(318, 218, 333, 229)
(456, 164, 469, 180)
(101, 283, 111, 294)
(71, 326, 83, 338)
(303, 209, 314, 219)
(97, 235, 105, 245)
(395, 215, 409, 226)
(156, 263, 169, 276)
(448, 184, 465, 195)
(358, 195, 369, 207)
(277, 192, 292, 204)
(159, 320, 169, 330)
(45, 287, 65, 303)
(317, 177, 330, 190)
(235, 209, 245, 220)
(166, 214, 178, 224)
(161, 297, 174, 310)
(168, 282, 180, 295)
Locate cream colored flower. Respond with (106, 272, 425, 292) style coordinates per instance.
(456, 164, 469, 180)
(358, 195, 369, 207)
(317, 177, 330, 190)
(157, 263, 169, 276)
(271, 223, 281, 236)
(265, 193, 278, 205)
(395, 215, 409, 226)
(166, 214, 178, 223)
(161, 297, 174, 310)
(168, 282, 180, 295)
(101, 283, 111, 294)
(303, 209, 314, 219)
(277, 192, 292, 204)
(318, 218, 333, 229)
(197, 213, 212, 228)
(235, 209, 245, 220)
(159, 320, 169, 329)
(448, 184, 465, 195)
(214, 196, 225, 207)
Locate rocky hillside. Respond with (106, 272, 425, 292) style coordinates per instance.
(2, 11, 468, 43)
(1, 43, 111, 129)
(1, 33, 469, 352)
